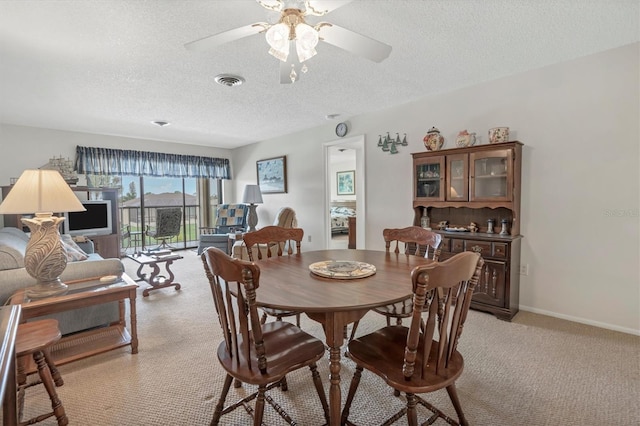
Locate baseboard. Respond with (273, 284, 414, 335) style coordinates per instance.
(519, 305, 639, 336)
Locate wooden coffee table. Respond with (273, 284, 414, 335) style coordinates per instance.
(10, 273, 138, 371)
(127, 253, 183, 296)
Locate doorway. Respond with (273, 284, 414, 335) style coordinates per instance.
(325, 135, 365, 249)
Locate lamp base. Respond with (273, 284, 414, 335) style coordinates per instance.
(247, 204, 258, 232)
(21, 214, 69, 299)
(26, 279, 69, 299)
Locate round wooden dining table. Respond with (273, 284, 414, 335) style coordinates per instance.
(253, 249, 434, 426)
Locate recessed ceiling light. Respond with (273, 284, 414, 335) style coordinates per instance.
(214, 74, 245, 87)
(151, 121, 171, 127)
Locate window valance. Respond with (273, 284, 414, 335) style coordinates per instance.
(75, 146, 231, 179)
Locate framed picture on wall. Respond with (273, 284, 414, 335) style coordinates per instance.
(337, 170, 355, 195)
(257, 155, 287, 194)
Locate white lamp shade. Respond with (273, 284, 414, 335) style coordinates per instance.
(242, 184, 263, 204)
(0, 169, 86, 214)
(295, 23, 318, 62)
(266, 23, 290, 62)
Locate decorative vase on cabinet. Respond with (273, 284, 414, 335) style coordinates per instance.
(420, 207, 431, 230)
(455, 130, 476, 147)
(423, 127, 444, 151)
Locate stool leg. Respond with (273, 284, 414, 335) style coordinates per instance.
(43, 350, 63, 387)
(33, 351, 68, 426)
(16, 356, 27, 422)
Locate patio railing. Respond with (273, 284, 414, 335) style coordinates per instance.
(119, 205, 201, 252)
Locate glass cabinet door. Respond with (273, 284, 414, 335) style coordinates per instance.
(414, 157, 444, 201)
(470, 149, 513, 201)
(446, 154, 468, 201)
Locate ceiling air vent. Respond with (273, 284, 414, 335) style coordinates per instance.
(214, 74, 245, 87)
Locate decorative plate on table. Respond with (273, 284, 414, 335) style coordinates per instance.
(309, 260, 376, 280)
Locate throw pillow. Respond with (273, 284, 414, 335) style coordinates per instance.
(60, 234, 89, 262)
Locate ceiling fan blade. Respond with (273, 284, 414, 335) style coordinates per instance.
(184, 23, 267, 52)
(306, 0, 354, 14)
(317, 23, 392, 62)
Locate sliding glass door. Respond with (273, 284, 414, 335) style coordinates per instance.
(119, 176, 220, 252)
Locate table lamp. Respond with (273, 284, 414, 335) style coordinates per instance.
(242, 184, 263, 232)
(0, 169, 86, 298)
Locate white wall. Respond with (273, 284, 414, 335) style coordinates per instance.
(232, 43, 640, 334)
(1, 43, 637, 334)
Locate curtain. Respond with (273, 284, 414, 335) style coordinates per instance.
(75, 146, 231, 179)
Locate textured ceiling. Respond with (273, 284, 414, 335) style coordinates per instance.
(0, 0, 638, 149)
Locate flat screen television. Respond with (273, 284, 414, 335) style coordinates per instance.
(64, 200, 113, 236)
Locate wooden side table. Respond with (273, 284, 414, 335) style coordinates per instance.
(127, 253, 183, 296)
(10, 274, 138, 370)
(227, 232, 244, 255)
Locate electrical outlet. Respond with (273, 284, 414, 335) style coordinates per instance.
(308, 235, 312, 242)
(519, 264, 529, 276)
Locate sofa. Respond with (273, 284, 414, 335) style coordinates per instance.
(0, 227, 124, 335)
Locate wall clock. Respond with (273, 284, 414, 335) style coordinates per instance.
(336, 122, 348, 138)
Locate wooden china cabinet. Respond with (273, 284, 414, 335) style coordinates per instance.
(412, 141, 523, 320)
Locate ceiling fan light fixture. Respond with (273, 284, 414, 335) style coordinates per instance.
(295, 23, 318, 62)
(266, 23, 290, 61)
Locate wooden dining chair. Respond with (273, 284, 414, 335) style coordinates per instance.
(201, 247, 329, 426)
(242, 225, 304, 328)
(341, 251, 484, 426)
(376, 226, 443, 323)
(348, 226, 443, 343)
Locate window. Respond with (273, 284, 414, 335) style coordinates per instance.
(117, 176, 220, 251)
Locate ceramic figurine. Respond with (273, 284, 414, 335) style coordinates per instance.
(420, 207, 431, 230)
(455, 130, 476, 147)
(500, 219, 509, 235)
(423, 127, 445, 151)
(468, 222, 478, 233)
(488, 127, 509, 144)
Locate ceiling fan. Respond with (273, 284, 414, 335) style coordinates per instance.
(184, 0, 392, 84)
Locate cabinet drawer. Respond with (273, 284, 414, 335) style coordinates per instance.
(439, 237, 451, 253)
(493, 243, 508, 258)
(451, 239, 464, 253)
(465, 240, 491, 255)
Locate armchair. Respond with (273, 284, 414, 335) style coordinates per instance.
(231, 207, 298, 260)
(273, 206, 297, 228)
(197, 204, 248, 255)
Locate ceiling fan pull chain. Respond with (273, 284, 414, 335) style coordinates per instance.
(290, 65, 297, 83)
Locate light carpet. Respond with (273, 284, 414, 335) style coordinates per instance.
(21, 250, 640, 425)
